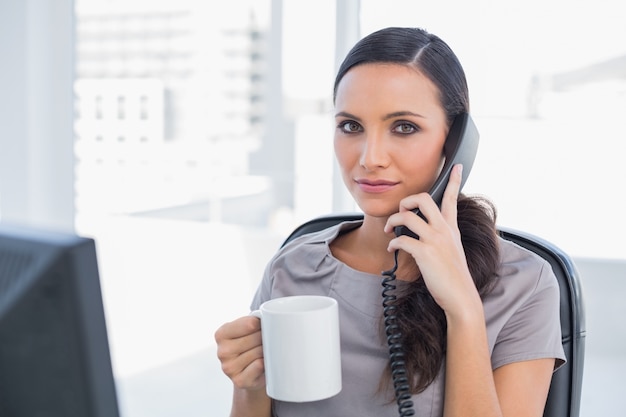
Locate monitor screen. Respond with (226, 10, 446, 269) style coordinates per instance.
(0, 223, 120, 417)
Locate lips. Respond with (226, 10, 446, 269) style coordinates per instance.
(355, 179, 399, 193)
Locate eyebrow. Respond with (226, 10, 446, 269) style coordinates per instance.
(383, 111, 426, 120)
(334, 111, 360, 120)
(334, 110, 426, 120)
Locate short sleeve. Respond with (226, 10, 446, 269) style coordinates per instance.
(487, 243, 566, 371)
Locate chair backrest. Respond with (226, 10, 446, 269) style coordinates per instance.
(282, 214, 586, 417)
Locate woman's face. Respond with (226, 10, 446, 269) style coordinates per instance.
(334, 63, 449, 218)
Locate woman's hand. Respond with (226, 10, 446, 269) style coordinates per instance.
(215, 316, 266, 391)
(384, 164, 481, 315)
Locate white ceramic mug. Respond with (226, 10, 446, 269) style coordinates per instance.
(250, 295, 342, 402)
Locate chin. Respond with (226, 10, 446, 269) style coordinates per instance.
(356, 202, 398, 219)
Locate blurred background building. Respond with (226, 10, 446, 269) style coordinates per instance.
(74, 0, 283, 226)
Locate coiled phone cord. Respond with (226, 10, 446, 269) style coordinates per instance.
(382, 249, 416, 417)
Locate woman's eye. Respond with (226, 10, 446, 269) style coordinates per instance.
(339, 121, 362, 133)
(393, 123, 418, 134)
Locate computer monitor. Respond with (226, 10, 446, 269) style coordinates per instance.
(0, 223, 120, 417)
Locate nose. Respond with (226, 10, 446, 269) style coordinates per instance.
(359, 133, 390, 171)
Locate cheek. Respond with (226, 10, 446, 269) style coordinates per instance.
(333, 139, 357, 171)
(399, 144, 445, 189)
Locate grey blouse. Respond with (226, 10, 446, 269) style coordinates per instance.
(251, 221, 566, 417)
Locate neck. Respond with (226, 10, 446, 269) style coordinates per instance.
(358, 215, 393, 252)
(333, 215, 419, 281)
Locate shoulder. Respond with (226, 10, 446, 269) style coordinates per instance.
(486, 237, 565, 368)
(484, 236, 561, 326)
(483, 237, 560, 331)
(264, 219, 362, 276)
(251, 220, 362, 308)
(274, 220, 361, 259)
(496, 236, 557, 292)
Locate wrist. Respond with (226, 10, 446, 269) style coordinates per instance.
(444, 295, 485, 328)
(231, 386, 271, 417)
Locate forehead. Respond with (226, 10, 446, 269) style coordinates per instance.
(334, 63, 442, 112)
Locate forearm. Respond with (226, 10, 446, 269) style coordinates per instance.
(230, 386, 272, 417)
(443, 302, 502, 417)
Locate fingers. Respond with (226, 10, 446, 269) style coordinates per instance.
(384, 164, 465, 256)
(215, 315, 261, 341)
(384, 192, 443, 240)
(383, 164, 471, 311)
(384, 204, 427, 237)
(227, 347, 266, 390)
(440, 164, 463, 224)
(215, 316, 266, 390)
(385, 164, 463, 237)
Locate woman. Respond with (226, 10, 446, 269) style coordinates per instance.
(215, 27, 565, 417)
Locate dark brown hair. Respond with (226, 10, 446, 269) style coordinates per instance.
(334, 27, 500, 394)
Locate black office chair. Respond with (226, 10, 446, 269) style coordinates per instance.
(282, 213, 586, 417)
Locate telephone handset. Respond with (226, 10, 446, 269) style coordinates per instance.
(382, 113, 480, 417)
(393, 112, 480, 239)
